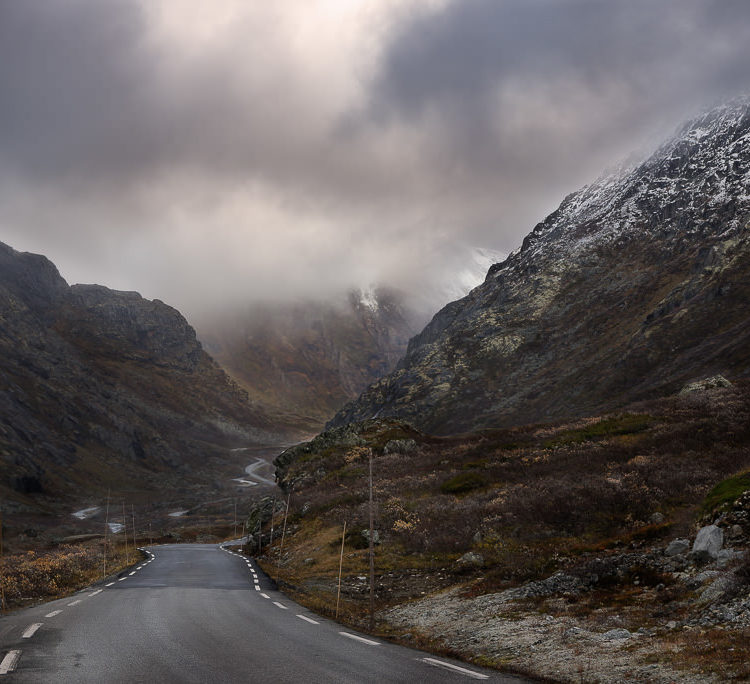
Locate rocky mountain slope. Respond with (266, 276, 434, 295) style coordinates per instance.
(198, 288, 421, 430)
(0, 241, 287, 512)
(330, 97, 750, 434)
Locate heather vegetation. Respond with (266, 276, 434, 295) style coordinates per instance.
(251, 383, 750, 679)
(0, 540, 133, 610)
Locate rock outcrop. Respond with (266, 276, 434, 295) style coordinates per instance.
(330, 97, 750, 434)
(0, 241, 286, 505)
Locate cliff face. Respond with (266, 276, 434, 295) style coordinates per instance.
(199, 288, 421, 430)
(330, 98, 750, 434)
(0, 241, 286, 504)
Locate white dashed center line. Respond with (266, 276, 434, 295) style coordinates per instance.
(296, 615, 319, 625)
(45, 610, 62, 618)
(67, 599, 82, 606)
(105, 582, 115, 587)
(339, 632, 380, 646)
(419, 658, 489, 679)
(22, 624, 42, 639)
(273, 602, 288, 610)
(260, 593, 270, 599)
(0, 650, 22, 675)
(88, 589, 103, 597)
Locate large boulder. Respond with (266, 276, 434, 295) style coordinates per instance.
(691, 524, 724, 561)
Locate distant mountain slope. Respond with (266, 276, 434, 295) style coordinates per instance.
(0, 241, 289, 509)
(199, 288, 421, 430)
(329, 97, 750, 434)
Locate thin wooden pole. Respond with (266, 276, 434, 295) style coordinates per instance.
(131, 505, 136, 553)
(0, 510, 6, 613)
(103, 489, 110, 578)
(233, 499, 238, 540)
(336, 520, 347, 619)
(368, 449, 375, 631)
(279, 491, 291, 564)
(269, 498, 276, 548)
(122, 502, 129, 565)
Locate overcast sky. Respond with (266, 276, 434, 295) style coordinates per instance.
(1, 0, 749, 320)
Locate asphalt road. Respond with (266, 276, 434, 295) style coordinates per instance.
(0, 544, 525, 683)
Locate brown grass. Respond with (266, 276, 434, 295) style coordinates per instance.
(0, 539, 136, 610)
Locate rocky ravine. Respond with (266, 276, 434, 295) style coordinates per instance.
(330, 97, 750, 434)
(199, 287, 421, 430)
(0, 241, 288, 512)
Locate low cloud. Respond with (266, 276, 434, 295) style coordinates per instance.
(1, 0, 749, 321)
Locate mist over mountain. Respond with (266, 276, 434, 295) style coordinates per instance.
(196, 246, 504, 431)
(0, 241, 291, 514)
(330, 97, 750, 434)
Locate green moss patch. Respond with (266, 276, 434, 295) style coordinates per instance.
(701, 470, 750, 516)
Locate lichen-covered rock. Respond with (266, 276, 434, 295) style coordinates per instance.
(383, 439, 417, 455)
(680, 375, 733, 394)
(692, 524, 724, 561)
(456, 551, 484, 567)
(665, 539, 690, 557)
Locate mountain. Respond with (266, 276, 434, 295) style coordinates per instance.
(329, 97, 750, 434)
(0, 241, 289, 511)
(198, 287, 421, 431)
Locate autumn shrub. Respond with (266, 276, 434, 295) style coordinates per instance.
(0, 544, 119, 607)
(440, 472, 487, 495)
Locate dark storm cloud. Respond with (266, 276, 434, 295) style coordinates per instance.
(0, 0, 749, 320)
(364, 0, 750, 178)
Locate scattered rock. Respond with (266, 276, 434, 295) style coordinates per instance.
(691, 524, 724, 561)
(664, 538, 690, 557)
(383, 439, 417, 455)
(649, 512, 665, 525)
(457, 551, 484, 567)
(698, 576, 736, 605)
(680, 375, 733, 393)
(361, 529, 381, 545)
(601, 628, 632, 641)
(717, 549, 744, 569)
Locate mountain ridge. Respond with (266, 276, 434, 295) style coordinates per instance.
(329, 97, 750, 434)
(0, 241, 289, 511)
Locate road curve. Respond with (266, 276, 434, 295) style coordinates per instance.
(0, 544, 524, 683)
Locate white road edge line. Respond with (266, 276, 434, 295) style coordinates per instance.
(339, 632, 380, 646)
(22, 624, 43, 639)
(68, 599, 82, 606)
(118, 578, 127, 582)
(419, 658, 489, 680)
(0, 650, 22, 675)
(254, 586, 260, 591)
(260, 593, 270, 599)
(273, 602, 288, 610)
(296, 615, 319, 625)
(105, 582, 115, 587)
(45, 610, 62, 618)
(88, 589, 102, 597)
(129, 571, 136, 576)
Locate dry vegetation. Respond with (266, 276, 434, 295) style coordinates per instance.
(0, 540, 135, 611)
(252, 382, 750, 680)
